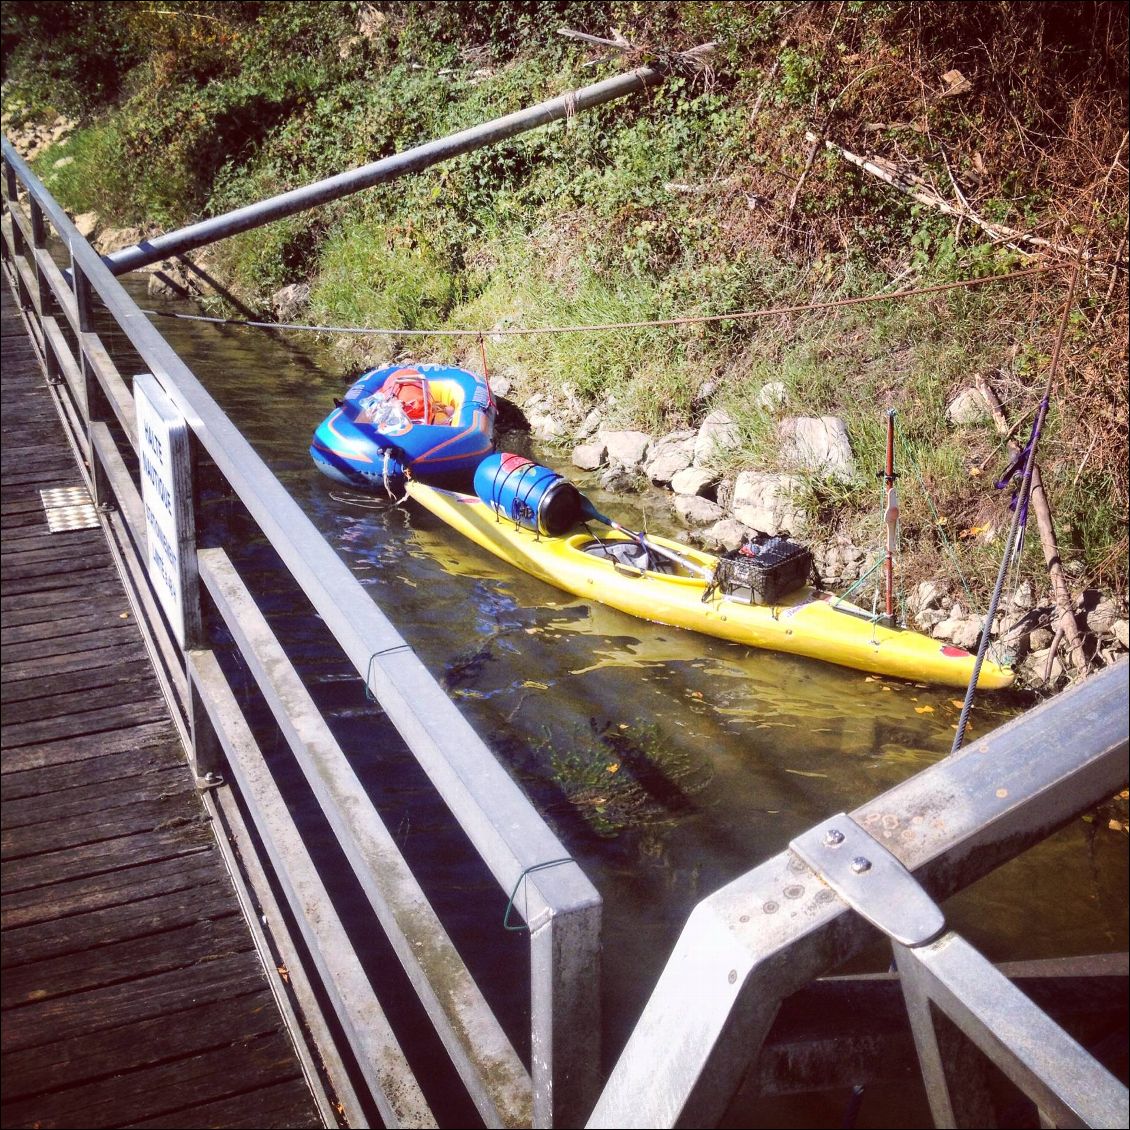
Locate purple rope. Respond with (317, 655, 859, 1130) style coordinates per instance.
(995, 395, 1049, 527)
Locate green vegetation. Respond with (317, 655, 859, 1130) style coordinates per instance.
(541, 719, 712, 837)
(3, 1, 1126, 595)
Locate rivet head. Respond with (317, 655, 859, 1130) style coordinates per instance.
(824, 828, 846, 846)
(850, 856, 872, 874)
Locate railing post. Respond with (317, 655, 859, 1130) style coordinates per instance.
(186, 653, 227, 783)
(529, 894, 603, 1127)
(70, 253, 115, 509)
(28, 197, 53, 317)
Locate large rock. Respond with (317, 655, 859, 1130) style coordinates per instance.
(669, 466, 717, 498)
(697, 518, 751, 553)
(571, 441, 607, 471)
(756, 381, 788, 411)
(693, 409, 740, 466)
(72, 211, 100, 241)
(673, 495, 725, 528)
(946, 387, 990, 425)
(147, 259, 193, 298)
(907, 580, 948, 614)
(529, 410, 567, 442)
(932, 615, 982, 650)
(273, 282, 311, 322)
(645, 431, 695, 484)
(1085, 598, 1119, 635)
(778, 416, 854, 481)
(730, 471, 806, 535)
(95, 226, 148, 256)
(599, 429, 652, 471)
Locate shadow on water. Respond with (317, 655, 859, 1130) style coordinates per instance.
(115, 283, 1127, 1127)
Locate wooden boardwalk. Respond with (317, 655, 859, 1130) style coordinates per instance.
(1, 285, 322, 1128)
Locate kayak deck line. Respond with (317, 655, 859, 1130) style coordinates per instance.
(405, 481, 1015, 691)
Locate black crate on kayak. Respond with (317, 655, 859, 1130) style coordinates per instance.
(707, 535, 812, 605)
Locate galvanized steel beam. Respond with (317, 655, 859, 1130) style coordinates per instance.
(587, 662, 1128, 1128)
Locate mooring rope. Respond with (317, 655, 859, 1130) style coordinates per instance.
(139, 264, 1057, 340)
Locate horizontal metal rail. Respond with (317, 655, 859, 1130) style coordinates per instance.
(198, 546, 533, 1128)
(186, 647, 433, 1128)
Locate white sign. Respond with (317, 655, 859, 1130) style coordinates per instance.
(134, 373, 199, 647)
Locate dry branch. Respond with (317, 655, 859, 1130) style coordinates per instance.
(808, 132, 1115, 267)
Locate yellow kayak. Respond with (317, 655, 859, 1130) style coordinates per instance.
(406, 481, 1015, 690)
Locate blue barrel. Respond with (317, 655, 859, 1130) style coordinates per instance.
(473, 453, 581, 536)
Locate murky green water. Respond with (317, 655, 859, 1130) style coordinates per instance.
(119, 287, 1126, 1125)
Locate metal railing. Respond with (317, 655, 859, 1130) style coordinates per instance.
(4, 134, 1127, 1130)
(2, 137, 601, 1130)
(588, 664, 1128, 1128)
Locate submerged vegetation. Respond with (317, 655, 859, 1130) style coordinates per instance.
(3, 1, 1127, 600)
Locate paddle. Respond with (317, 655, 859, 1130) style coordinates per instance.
(577, 496, 714, 580)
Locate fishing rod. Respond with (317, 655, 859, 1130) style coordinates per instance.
(578, 497, 714, 579)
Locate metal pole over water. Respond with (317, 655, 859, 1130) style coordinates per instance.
(103, 63, 672, 276)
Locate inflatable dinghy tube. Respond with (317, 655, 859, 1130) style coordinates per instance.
(473, 453, 581, 536)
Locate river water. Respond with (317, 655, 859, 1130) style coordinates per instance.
(115, 285, 1126, 1126)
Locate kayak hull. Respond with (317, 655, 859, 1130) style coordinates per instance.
(406, 481, 1015, 691)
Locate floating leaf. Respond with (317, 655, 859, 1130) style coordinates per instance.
(606, 763, 620, 774)
(915, 705, 935, 714)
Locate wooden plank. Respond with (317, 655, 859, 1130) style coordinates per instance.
(0, 623, 145, 664)
(1, 667, 162, 724)
(0, 658, 155, 705)
(1, 550, 112, 580)
(0, 987, 284, 1102)
(1, 789, 209, 859)
(1, 528, 107, 555)
(0, 579, 128, 614)
(1, 823, 215, 895)
(4, 1029, 306, 1128)
(1, 850, 217, 930)
(0, 697, 171, 748)
(2, 608, 142, 647)
(1, 577, 130, 612)
(2, 762, 193, 828)
(1, 721, 179, 773)
(3, 874, 238, 969)
(1, 950, 265, 1054)
(122, 1076, 321, 1130)
(1, 910, 250, 1009)
(2, 739, 185, 800)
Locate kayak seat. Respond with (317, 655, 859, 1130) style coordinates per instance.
(580, 539, 678, 575)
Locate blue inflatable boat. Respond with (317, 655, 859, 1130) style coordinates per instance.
(310, 363, 496, 492)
